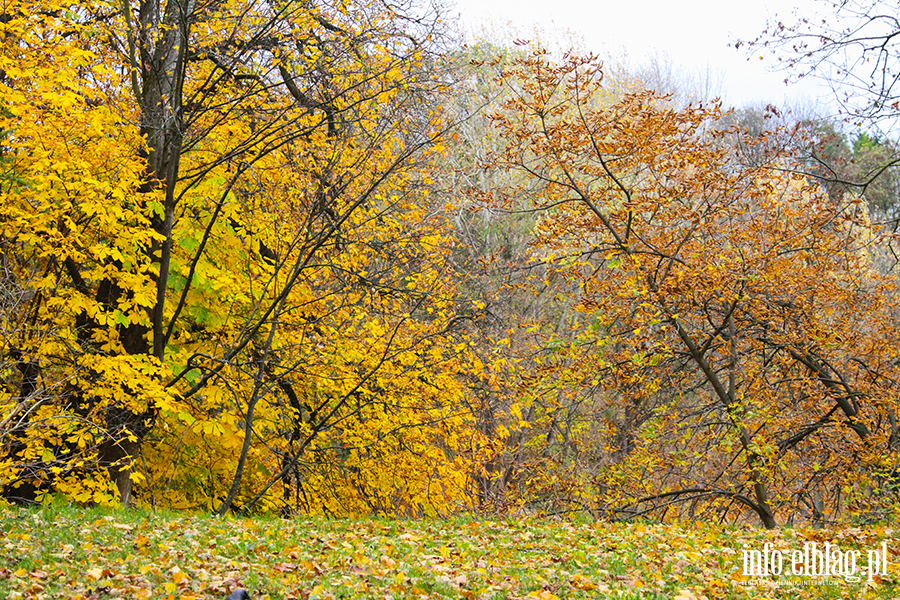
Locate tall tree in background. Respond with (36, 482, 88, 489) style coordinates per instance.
(435, 40, 644, 511)
(847, 133, 900, 220)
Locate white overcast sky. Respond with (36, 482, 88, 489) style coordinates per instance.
(449, 0, 835, 110)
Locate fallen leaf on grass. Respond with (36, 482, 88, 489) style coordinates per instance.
(86, 567, 113, 580)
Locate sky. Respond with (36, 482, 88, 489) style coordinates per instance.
(449, 0, 835, 111)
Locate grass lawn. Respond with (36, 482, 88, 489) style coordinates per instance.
(0, 503, 897, 599)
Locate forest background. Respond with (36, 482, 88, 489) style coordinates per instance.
(2, 0, 900, 534)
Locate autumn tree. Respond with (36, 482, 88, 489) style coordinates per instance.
(483, 47, 900, 527)
(0, 0, 487, 515)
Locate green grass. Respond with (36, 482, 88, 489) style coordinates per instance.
(0, 502, 897, 599)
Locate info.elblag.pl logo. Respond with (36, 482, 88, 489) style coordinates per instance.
(742, 541, 889, 583)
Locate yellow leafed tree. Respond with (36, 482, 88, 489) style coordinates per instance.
(0, 0, 486, 515)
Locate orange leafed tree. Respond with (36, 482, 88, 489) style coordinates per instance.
(484, 47, 900, 526)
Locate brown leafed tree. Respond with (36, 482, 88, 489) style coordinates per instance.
(482, 47, 900, 527)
